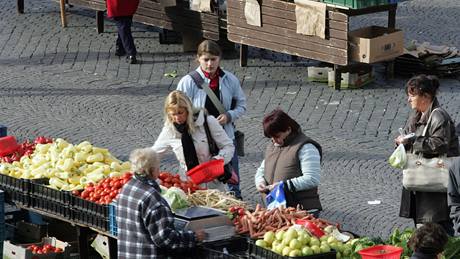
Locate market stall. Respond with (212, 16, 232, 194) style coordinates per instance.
(227, 0, 401, 89)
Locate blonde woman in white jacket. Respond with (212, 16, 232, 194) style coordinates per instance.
(152, 90, 234, 191)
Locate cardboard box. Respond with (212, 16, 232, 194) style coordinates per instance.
(328, 69, 374, 89)
(307, 66, 333, 82)
(3, 237, 70, 259)
(91, 234, 109, 259)
(349, 26, 404, 63)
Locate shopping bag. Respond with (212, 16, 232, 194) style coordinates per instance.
(402, 154, 453, 192)
(388, 144, 407, 169)
(266, 181, 286, 210)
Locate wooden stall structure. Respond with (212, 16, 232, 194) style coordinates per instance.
(227, 0, 397, 89)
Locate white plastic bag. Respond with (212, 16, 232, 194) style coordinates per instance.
(389, 144, 407, 169)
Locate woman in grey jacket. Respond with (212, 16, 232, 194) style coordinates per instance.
(396, 75, 459, 235)
(177, 40, 246, 199)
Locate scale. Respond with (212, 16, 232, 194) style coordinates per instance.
(173, 206, 235, 243)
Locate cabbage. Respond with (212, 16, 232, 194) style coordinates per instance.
(162, 187, 189, 211)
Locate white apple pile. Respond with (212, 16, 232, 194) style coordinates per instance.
(0, 138, 131, 191)
(255, 226, 354, 258)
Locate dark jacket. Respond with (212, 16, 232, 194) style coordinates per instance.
(448, 157, 460, 236)
(107, 0, 140, 18)
(264, 130, 322, 211)
(400, 98, 460, 223)
(410, 251, 438, 259)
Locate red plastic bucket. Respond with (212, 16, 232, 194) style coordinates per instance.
(0, 136, 19, 157)
(186, 159, 224, 185)
(358, 245, 403, 259)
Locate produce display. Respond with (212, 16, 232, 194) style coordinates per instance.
(0, 138, 131, 191)
(161, 187, 189, 211)
(187, 189, 246, 212)
(71, 172, 133, 204)
(158, 171, 204, 193)
(26, 244, 63, 254)
(233, 205, 335, 239)
(0, 136, 52, 163)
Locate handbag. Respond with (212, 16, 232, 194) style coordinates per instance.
(189, 71, 245, 156)
(202, 115, 239, 184)
(402, 108, 454, 192)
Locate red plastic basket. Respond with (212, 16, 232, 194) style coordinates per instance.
(186, 159, 224, 185)
(358, 245, 403, 259)
(0, 136, 19, 157)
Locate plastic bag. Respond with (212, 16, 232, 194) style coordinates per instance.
(162, 187, 189, 212)
(389, 144, 407, 169)
(266, 181, 286, 210)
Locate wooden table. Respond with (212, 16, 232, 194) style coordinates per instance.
(227, 0, 397, 89)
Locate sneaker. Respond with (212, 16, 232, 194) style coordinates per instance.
(126, 55, 137, 64)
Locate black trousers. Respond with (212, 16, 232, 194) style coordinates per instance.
(113, 16, 137, 56)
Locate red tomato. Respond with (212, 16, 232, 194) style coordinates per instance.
(54, 247, 63, 253)
(122, 178, 130, 184)
(80, 190, 89, 199)
(114, 180, 123, 189)
(72, 190, 81, 196)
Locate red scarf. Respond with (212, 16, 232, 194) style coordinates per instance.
(201, 68, 221, 91)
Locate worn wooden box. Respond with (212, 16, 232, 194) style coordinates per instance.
(227, 0, 349, 65)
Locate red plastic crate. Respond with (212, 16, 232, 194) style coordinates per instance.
(186, 159, 224, 184)
(0, 136, 19, 156)
(358, 245, 403, 259)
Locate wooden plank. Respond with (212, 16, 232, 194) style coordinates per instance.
(227, 25, 346, 57)
(228, 33, 347, 65)
(227, 10, 348, 46)
(68, 0, 105, 10)
(227, 0, 347, 22)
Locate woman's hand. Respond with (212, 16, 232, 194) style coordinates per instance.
(216, 114, 229, 125)
(256, 183, 268, 193)
(395, 135, 407, 145)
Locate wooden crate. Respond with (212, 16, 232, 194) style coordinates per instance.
(227, 0, 349, 65)
(134, 0, 220, 41)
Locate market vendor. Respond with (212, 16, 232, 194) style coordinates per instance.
(152, 90, 235, 191)
(117, 148, 206, 258)
(254, 109, 322, 216)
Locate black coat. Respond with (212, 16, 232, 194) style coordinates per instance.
(399, 98, 460, 223)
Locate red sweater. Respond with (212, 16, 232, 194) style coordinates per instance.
(106, 0, 140, 18)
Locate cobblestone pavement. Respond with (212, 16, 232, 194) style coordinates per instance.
(1, 0, 460, 239)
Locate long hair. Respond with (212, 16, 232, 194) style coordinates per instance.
(163, 90, 197, 133)
(406, 74, 440, 99)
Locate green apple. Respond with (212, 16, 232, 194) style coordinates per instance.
(276, 230, 285, 241)
(289, 239, 302, 250)
(285, 228, 298, 240)
(320, 243, 331, 253)
(310, 237, 320, 247)
(272, 240, 280, 249)
(302, 246, 314, 256)
(263, 231, 275, 245)
(255, 239, 268, 248)
(282, 236, 293, 246)
(329, 241, 338, 251)
(320, 235, 329, 242)
(324, 225, 334, 234)
(273, 244, 283, 255)
(327, 236, 337, 244)
(311, 245, 321, 254)
(282, 246, 292, 256)
(297, 234, 307, 245)
(297, 229, 308, 238)
(336, 243, 345, 253)
(303, 234, 311, 245)
(289, 249, 301, 257)
(343, 248, 352, 257)
(336, 251, 342, 259)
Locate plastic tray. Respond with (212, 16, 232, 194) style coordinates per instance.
(109, 202, 117, 236)
(30, 179, 71, 205)
(71, 195, 110, 218)
(71, 208, 110, 232)
(0, 174, 30, 192)
(30, 195, 71, 219)
(11, 190, 30, 207)
(248, 240, 336, 259)
(322, 0, 389, 9)
(198, 237, 249, 259)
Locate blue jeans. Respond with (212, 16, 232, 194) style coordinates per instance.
(228, 139, 242, 199)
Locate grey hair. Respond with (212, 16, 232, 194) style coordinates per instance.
(129, 148, 160, 177)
